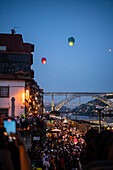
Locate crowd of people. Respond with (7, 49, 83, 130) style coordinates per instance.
(25, 115, 113, 170)
(28, 119, 85, 170)
(16, 114, 46, 131)
(1, 113, 113, 170)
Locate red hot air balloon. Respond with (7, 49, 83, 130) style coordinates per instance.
(41, 57, 46, 64)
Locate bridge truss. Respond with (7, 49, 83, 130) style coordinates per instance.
(44, 92, 113, 111)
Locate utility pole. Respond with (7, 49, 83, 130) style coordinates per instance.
(51, 94, 54, 111)
(96, 107, 104, 133)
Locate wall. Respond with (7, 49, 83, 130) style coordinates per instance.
(0, 80, 25, 117)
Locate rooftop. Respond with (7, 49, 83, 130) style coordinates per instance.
(0, 29, 34, 53)
(0, 74, 32, 81)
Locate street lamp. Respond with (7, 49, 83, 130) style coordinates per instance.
(73, 112, 78, 130)
(96, 107, 104, 133)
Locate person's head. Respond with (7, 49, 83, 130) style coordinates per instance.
(45, 157, 48, 161)
(51, 155, 53, 160)
(85, 128, 99, 144)
(96, 130, 113, 160)
(85, 130, 113, 163)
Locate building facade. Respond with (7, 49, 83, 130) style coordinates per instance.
(0, 30, 43, 117)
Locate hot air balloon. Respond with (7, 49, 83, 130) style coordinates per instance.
(68, 37, 75, 46)
(41, 57, 46, 64)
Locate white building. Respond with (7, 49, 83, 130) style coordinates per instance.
(0, 30, 44, 118)
(0, 74, 31, 117)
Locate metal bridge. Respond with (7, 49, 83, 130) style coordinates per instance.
(44, 92, 113, 111)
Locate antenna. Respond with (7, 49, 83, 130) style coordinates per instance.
(14, 26, 20, 33)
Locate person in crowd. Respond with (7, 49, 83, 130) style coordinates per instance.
(79, 128, 99, 169)
(28, 115, 33, 129)
(49, 155, 56, 170)
(72, 153, 80, 170)
(43, 157, 50, 170)
(0, 128, 31, 170)
(59, 154, 65, 170)
(20, 115, 25, 130)
(80, 129, 113, 169)
(15, 131, 32, 170)
(36, 155, 43, 169)
(16, 116, 21, 130)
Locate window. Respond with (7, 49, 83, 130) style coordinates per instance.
(0, 86, 9, 97)
(0, 53, 29, 63)
(0, 108, 8, 115)
(0, 46, 6, 51)
(7, 54, 29, 63)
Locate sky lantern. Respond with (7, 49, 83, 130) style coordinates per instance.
(109, 49, 111, 52)
(41, 57, 46, 64)
(68, 37, 75, 46)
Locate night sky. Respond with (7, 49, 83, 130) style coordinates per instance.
(0, 0, 113, 95)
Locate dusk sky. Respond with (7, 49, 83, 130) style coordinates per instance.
(0, 0, 113, 95)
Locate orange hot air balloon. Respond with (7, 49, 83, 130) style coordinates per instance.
(41, 57, 46, 64)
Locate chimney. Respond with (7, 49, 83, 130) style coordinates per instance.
(11, 29, 15, 34)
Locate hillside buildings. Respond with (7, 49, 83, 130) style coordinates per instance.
(0, 29, 43, 117)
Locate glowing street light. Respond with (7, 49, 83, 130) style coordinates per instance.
(68, 37, 75, 46)
(95, 107, 104, 133)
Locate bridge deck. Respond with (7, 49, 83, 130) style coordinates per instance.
(44, 92, 113, 95)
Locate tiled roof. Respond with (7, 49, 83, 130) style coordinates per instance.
(0, 74, 32, 81)
(0, 32, 34, 53)
(14, 70, 28, 76)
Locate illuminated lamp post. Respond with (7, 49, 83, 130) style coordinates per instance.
(25, 88, 29, 116)
(96, 107, 104, 133)
(73, 112, 78, 130)
(26, 89, 29, 100)
(68, 37, 75, 46)
(41, 57, 46, 64)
